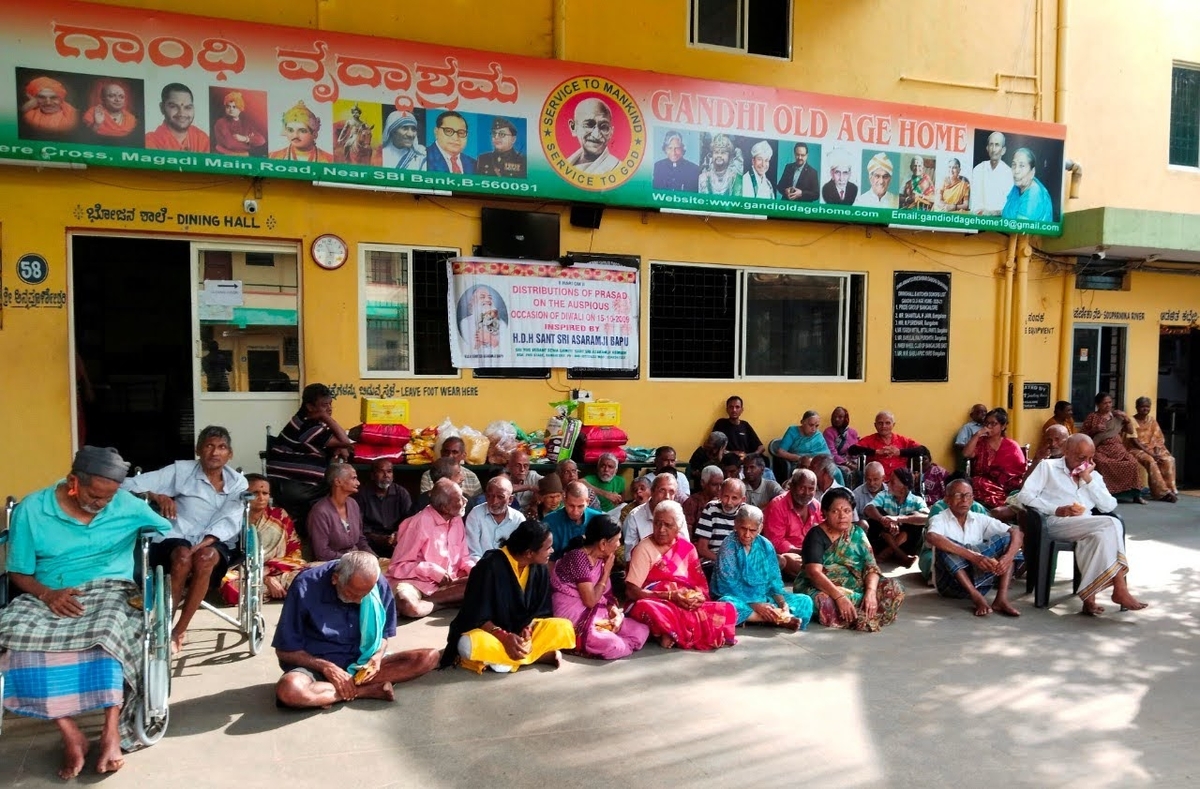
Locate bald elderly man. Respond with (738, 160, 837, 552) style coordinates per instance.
(1015, 434, 1147, 615)
(567, 97, 619, 174)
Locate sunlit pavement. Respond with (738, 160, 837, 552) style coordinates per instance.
(2, 498, 1197, 788)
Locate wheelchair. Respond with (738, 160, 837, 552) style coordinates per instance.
(197, 494, 267, 656)
(1, 495, 172, 746)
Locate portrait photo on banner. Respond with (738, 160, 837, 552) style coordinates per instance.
(268, 98, 332, 163)
(819, 145, 861, 205)
(651, 127, 703, 192)
(855, 149, 900, 209)
(897, 152, 937, 211)
(424, 109, 497, 175)
(971, 128, 1064, 223)
(208, 86, 268, 158)
(382, 106, 429, 170)
(455, 282, 512, 360)
(331, 100, 383, 166)
(932, 154, 972, 213)
(775, 140, 822, 203)
(476, 114, 528, 179)
(16, 67, 145, 147)
(736, 136, 780, 200)
(696, 131, 750, 196)
(144, 80, 211, 153)
(551, 92, 632, 177)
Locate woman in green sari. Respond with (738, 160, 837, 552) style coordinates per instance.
(795, 487, 904, 632)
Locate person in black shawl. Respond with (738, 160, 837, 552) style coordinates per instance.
(440, 520, 575, 673)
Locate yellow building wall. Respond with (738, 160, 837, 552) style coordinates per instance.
(0, 0, 1083, 495)
(1063, 0, 1200, 211)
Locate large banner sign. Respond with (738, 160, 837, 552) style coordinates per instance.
(1, 1, 1065, 235)
(448, 258, 639, 370)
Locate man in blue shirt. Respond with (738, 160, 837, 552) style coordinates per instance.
(272, 552, 439, 708)
(542, 481, 601, 559)
(0, 446, 171, 779)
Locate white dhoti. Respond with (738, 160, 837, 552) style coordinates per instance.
(1044, 515, 1126, 599)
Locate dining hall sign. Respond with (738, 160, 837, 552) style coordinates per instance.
(1, 0, 1065, 235)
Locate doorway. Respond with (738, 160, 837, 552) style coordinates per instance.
(73, 236, 194, 472)
(1070, 324, 1127, 417)
(1158, 327, 1199, 486)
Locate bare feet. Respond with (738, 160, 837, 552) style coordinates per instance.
(658, 634, 676, 649)
(58, 728, 89, 780)
(1162, 493, 1178, 504)
(780, 616, 802, 632)
(1081, 601, 1106, 615)
(1132, 494, 1147, 505)
(95, 735, 125, 774)
(536, 650, 562, 667)
(972, 600, 992, 617)
(993, 600, 1021, 617)
(1112, 591, 1149, 611)
(901, 554, 917, 569)
(355, 681, 395, 702)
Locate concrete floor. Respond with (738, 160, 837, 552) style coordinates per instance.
(2, 498, 1198, 788)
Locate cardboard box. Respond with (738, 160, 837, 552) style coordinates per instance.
(578, 400, 621, 426)
(360, 397, 410, 425)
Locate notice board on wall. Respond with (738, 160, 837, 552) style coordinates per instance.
(891, 271, 950, 382)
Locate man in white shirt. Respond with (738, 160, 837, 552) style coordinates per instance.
(464, 476, 523, 560)
(854, 152, 899, 208)
(1016, 434, 1148, 615)
(623, 473, 689, 557)
(925, 479, 1022, 616)
(969, 131, 1014, 215)
(123, 425, 248, 652)
(742, 454, 783, 508)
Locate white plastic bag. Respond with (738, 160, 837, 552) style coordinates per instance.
(434, 417, 460, 457)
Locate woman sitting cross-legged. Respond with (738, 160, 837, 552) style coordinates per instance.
(712, 504, 813, 631)
(221, 473, 308, 604)
(550, 513, 650, 660)
(796, 488, 906, 632)
(623, 500, 738, 650)
(440, 520, 576, 674)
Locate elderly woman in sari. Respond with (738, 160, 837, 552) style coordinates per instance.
(822, 406, 859, 482)
(961, 407, 1027, 508)
(441, 520, 576, 674)
(936, 157, 971, 212)
(1081, 392, 1145, 502)
(624, 500, 738, 650)
(776, 410, 831, 471)
(796, 488, 905, 631)
(220, 473, 308, 604)
(1129, 396, 1178, 502)
(550, 514, 650, 659)
(713, 504, 813, 631)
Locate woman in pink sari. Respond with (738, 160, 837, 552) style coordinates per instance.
(961, 408, 1026, 508)
(551, 514, 650, 660)
(624, 500, 737, 650)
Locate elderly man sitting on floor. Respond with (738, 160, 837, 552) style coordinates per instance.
(924, 479, 1022, 617)
(1015, 434, 1148, 615)
(387, 479, 475, 618)
(0, 447, 171, 779)
(273, 552, 440, 709)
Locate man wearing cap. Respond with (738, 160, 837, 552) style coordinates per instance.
(382, 109, 427, 170)
(122, 425, 248, 654)
(855, 152, 899, 208)
(477, 117, 527, 178)
(0, 447, 171, 778)
(821, 148, 858, 205)
(20, 76, 79, 135)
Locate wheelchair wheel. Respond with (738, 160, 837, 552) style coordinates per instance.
(249, 613, 266, 656)
(138, 565, 172, 747)
(135, 703, 169, 746)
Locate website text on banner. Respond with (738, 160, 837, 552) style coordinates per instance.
(447, 258, 640, 370)
(4, 0, 1064, 235)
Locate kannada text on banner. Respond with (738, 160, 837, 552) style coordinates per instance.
(2, 0, 1065, 235)
(447, 258, 640, 370)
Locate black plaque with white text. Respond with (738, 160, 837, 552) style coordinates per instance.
(891, 271, 951, 382)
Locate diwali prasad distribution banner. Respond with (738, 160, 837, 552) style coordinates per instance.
(447, 258, 639, 369)
(1, 1, 1065, 235)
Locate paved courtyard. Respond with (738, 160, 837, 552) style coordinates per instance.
(2, 498, 1198, 788)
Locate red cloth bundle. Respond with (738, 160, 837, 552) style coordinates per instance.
(357, 423, 412, 446)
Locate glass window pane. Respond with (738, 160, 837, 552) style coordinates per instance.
(694, 0, 740, 49)
(747, 0, 790, 59)
(1169, 66, 1200, 167)
(363, 250, 411, 373)
(744, 272, 844, 377)
(650, 264, 737, 379)
(198, 250, 299, 393)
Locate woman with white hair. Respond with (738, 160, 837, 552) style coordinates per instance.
(713, 504, 813, 630)
(624, 500, 737, 650)
(741, 140, 777, 199)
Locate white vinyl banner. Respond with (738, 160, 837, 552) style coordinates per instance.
(447, 257, 639, 369)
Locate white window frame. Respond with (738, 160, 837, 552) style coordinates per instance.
(687, 0, 793, 61)
(358, 242, 461, 379)
(646, 260, 866, 382)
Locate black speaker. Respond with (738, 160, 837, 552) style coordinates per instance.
(569, 204, 604, 229)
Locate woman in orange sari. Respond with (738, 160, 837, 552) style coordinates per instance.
(221, 473, 308, 604)
(961, 408, 1027, 508)
(1081, 392, 1145, 502)
(624, 500, 737, 650)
